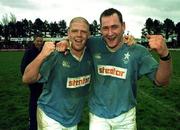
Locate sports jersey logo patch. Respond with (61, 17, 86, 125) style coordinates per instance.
(66, 75, 91, 88)
(123, 52, 130, 64)
(98, 65, 127, 79)
(94, 53, 101, 59)
(87, 60, 91, 66)
(62, 60, 70, 68)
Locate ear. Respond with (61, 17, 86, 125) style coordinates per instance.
(88, 31, 91, 38)
(100, 26, 102, 33)
(67, 29, 70, 37)
(122, 22, 126, 33)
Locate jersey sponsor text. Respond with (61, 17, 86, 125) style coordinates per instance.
(67, 75, 91, 88)
(98, 65, 127, 79)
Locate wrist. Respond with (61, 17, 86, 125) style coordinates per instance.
(160, 52, 171, 61)
(38, 52, 48, 60)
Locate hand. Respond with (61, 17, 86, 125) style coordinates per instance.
(56, 40, 69, 52)
(56, 40, 70, 55)
(123, 34, 136, 46)
(147, 35, 169, 57)
(40, 42, 55, 58)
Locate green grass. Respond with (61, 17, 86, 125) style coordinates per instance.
(0, 52, 29, 130)
(0, 51, 179, 130)
(136, 50, 180, 130)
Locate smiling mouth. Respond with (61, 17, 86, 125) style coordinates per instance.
(74, 39, 84, 44)
(75, 40, 82, 42)
(107, 37, 116, 41)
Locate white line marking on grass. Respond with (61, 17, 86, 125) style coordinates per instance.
(169, 48, 180, 51)
(139, 89, 180, 116)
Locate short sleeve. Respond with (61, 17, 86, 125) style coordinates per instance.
(38, 51, 59, 83)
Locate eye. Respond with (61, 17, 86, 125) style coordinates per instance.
(71, 29, 78, 33)
(111, 25, 119, 30)
(81, 30, 88, 35)
(101, 26, 108, 31)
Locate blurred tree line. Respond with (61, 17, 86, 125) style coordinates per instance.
(0, 13, 100, 41)
(0, 13, 179, 48)
(141, 18, 180, 47)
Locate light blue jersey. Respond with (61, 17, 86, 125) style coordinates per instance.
(88, 36, 158, 118)
(38, 50, 93, 127)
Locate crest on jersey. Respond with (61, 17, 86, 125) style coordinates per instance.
(94, 53, 101, 59)
(62, 60, 70, 68)
(87, 60, 91, 66)
(123, 52, 130, 64)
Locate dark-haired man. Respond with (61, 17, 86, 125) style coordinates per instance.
(88, 8, 172, 130)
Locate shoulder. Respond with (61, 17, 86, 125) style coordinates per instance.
(42, 51, 63, 68)
(88, 35, 103, 43)
(48, 51, 62, 59)
(87, 36, 104, 49)
(124, 44, 151, 60)
(129, 44, 148, 53)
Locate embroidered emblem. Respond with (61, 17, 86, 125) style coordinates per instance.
(94, 53, 101, 59)
(123, 52, 130, 64)
(87, 60, 91, 66)
(62, 60, 70, 68)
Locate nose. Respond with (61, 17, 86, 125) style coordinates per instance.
(76, 31, 84, 38)
(77, 31, 82, 36)
(107, 28, 113, 36)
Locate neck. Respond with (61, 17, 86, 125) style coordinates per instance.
(71, 49, 83, 58)
(106, 42, 124, 52)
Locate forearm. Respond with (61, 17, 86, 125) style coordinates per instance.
(22, 53, 46, 84)
(155, 58, 172, 86)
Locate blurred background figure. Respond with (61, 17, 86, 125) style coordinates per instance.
(20, 33, 44, 130)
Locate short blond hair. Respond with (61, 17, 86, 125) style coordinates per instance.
(69, 17, 90, 30)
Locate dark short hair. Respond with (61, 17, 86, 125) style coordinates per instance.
(100, 8, 123, 24)
(33, 33, 43, 40)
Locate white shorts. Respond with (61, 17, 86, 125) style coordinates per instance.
(89, 107, 137, 130)
(37, 107, 77, 130)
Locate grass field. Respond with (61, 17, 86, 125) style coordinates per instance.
(0, 50, 180, 130)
